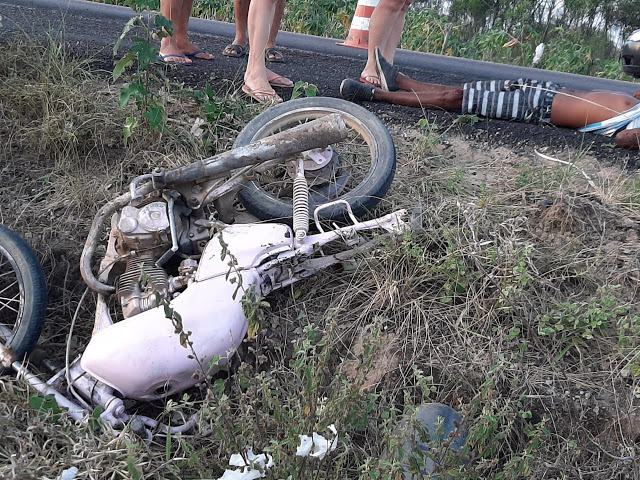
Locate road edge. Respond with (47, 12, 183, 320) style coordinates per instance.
(9, 0, 640, 95)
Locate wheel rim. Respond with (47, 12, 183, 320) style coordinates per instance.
(244, 107, 380, 207)
(0, 244, 26, 346)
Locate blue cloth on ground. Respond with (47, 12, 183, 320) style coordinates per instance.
(579, 103, 640, 136)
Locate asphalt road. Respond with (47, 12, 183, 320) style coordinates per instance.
(2, 0, 640, 165)
(6, 0, 640, 94)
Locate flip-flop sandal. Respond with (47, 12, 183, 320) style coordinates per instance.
(185, 49, 213, 60)
(157, 53, 191, 65)
(242, 84, 283, 105)
(223, 43, 247, 58)
(359, 75, 381, 87)
(374, 46, 400, 92)
(265, 47, 284, 63)
(268, 75, 294, 88)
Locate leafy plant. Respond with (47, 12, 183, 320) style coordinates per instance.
(455, 114, 481, 126)
(29, 394, 67, 424)
(291, 81, 318, 100)
(538, 288, 630, 358)
(461, 361, 550, 479)
(113, 6, 173, 142)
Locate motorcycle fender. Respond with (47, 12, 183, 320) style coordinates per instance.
(81, 271, 256, 400)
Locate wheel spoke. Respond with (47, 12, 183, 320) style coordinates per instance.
(0, 279, 18, 296)
(0, 227, 47, 354)
(237, 100, 394, 221)
(0, 294, 20, 313)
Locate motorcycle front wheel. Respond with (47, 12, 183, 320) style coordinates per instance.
(234, 97, 396, 222)
(0, 225, 47, 364)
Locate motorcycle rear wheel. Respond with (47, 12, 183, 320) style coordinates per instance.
(0, 225, 47, 364)
(234, 97, 396, 222)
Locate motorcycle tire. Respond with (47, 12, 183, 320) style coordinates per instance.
(0, 225, 47, 364)
(234, 97, 396, 222)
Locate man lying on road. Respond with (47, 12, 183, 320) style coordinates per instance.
(340, 47, 640, 150)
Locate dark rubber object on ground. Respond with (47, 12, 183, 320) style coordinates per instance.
(234, 97, 396, 221)
(0, 225, 47, 363)
(391, 403, 468, 478)
(340, 79, 375, 101)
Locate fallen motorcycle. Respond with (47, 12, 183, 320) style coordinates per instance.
(0, 98, 410, 438)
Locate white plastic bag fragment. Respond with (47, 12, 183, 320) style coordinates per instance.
(218, 470, 262, 480)
(296, 424, 338, 460)
(532, 43, 545, 66)
(229, 449, 274, 470)
(216, 449, 274, 480)
(57, 467, 78, 480)
(190, 117, 206, 138)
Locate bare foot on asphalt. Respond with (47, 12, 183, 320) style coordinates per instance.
(159, 38, 192, 64)
(243, 68, 282, 104)
(178, 41, 213, 60)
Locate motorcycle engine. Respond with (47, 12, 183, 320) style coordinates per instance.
(114, 202, 172, 318)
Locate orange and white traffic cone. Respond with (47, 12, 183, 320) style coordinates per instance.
(337, 0, 379, 49)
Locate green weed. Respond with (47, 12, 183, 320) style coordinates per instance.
(113, 10, 173, 142)
(538, 288, 630, 359)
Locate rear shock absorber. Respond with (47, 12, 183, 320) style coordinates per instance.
(292, 158, 309, 242)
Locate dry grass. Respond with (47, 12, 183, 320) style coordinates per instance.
(1, 35, 640, 480)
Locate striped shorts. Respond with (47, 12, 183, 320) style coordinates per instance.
(461, 79, 560, 124)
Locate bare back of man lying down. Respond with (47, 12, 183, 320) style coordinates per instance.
(340, 47, 640, 150)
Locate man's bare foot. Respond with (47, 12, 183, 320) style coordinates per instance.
(264, 67, 293, 87)
(223, 43, 247, 57)
(178, 41, 213, 60)
(360, 63, 381, 86)
(242, 84, 282, 104)
(230, 37, 248, 49)
(244, 69, 280, 103)
(634, 89, 640, 100)
(160, 38, 192, 64)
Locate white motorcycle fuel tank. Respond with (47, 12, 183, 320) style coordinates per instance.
(81, 224, 294, 400)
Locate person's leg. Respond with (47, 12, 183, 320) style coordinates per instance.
(550, 89, 640, 128)
(341, 78, 462, 109)
(361, 0, 412, 83)
(160, 0, 213, 61)
(373, 87, 463, 110)
(394, 72, 453, 94)
(160, 0, 192, 63)
(380, 0, 413, 63)
(266, 0, 284, 50)
(174, 0, 214, 58)
(223, 0, 250, 56)
(245, 0, 286, 102)
(232, 0, 250, 47)
(375, 50, 456, 93)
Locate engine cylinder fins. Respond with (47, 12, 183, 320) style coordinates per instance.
(117, 256, 169, 318)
